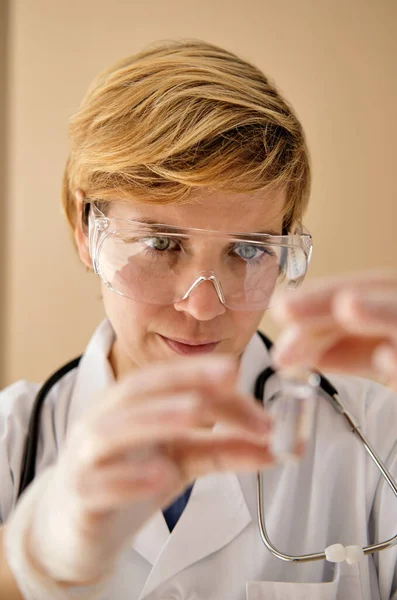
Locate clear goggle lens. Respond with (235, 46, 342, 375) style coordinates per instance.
(89, 206, 312, 311)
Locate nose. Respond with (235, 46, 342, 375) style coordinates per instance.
(173, 278, 226, 320)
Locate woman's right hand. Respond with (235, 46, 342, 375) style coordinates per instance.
(16, 354, 274, 588)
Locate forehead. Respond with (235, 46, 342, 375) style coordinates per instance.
(108, 188, 286, 233)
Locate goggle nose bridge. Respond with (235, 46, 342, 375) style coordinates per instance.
(179, 271, 226, 305)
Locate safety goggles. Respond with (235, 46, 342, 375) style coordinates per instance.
(87, 201, 313, 311)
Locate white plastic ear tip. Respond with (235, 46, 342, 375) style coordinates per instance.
(345, 545, 364, 565)
(325, 544, 346, 563)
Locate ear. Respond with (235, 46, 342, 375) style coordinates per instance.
(74, 189, 93, 269)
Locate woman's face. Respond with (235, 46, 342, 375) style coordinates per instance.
(75, 188, 286, 376)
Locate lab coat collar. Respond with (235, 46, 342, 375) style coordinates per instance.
(66, 319, 115, 430)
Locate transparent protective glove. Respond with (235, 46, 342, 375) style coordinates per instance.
(272, 269, 397, 386)
(5, 354, 274, 598)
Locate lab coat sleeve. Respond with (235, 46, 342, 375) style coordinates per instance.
(364, 380, 397, 600)
(0, 381, 39, 524)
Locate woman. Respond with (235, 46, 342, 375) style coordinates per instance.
(1, 40, 397, 600)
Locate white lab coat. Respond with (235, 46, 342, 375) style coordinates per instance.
(1, 319, 397, 600)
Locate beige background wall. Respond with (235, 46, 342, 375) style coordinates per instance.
(0, 0, 8, 386)
(1, 0, 396, 387)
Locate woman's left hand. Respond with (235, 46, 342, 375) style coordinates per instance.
(271, 270, 397, 386)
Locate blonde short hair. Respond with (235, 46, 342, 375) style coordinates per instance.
(62, 39, 310, 234)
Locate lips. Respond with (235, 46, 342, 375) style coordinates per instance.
(159, 335, 220, 356)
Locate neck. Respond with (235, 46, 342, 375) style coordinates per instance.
(108, 339, 137, 380)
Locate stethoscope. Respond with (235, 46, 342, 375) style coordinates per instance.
(16, 331, 397, 565)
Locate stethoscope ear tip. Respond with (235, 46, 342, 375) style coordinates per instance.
(325, 544, 364, 565)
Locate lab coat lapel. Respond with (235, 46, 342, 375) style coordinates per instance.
(132, 510, 171, 565)
(136, 471, 252, 599)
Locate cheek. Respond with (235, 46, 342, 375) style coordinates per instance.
(101, 285, 160, 344)
(225, 310, 265, 356)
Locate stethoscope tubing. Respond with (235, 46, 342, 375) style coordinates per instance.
(256, 386, 397, 562)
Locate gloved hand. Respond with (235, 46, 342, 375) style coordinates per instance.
(272, 269, 397, 386)
(5, 354, 273, 598)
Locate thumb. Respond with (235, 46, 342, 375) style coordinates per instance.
(333, 290, 397, 337)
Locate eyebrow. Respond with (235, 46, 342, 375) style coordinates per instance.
(120, 216, 281, 237)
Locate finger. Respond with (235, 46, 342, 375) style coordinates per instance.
(78, 395, 210, 466)
(109, 354, 239, 408)
(74, 456, 182, 512)
(271, 322, 344, 369)
(273, 286, 397, 370)
(74, 434, 275, 512)
(169, 431, 275, 481)
(333, 290, 397, 336)
(372, 343, 397, 382)
(311, 336, 388, 375)
(99, 388, 270, 440)
(201, 389, 272, 435)
(273, 323, 397, 382)
(273, 270, 397, 323)
(128, 387, 271, 435)
(78, 393, 271, 467)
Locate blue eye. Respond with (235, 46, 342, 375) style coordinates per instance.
(143, 236, 177, 251)
(234, 243, 264, 261)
